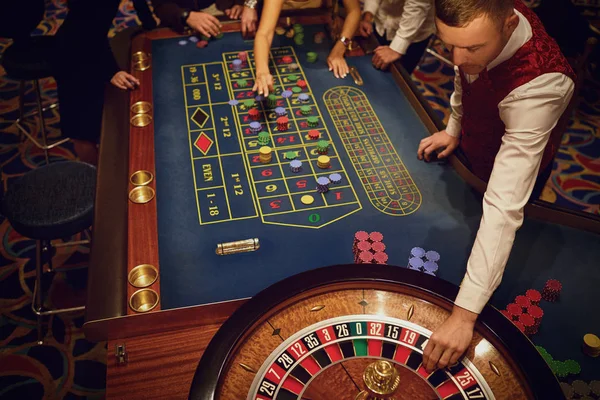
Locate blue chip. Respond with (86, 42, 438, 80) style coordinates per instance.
(298, 93, 310, 102)
(188, 36, 199, 43)
(329, 173, 342, 183)
(317, 177, 330, 186)
(411, 247, 425, 258)
(178, 40, 188, 46)
(425, 250, 440, 262)
(282, 90, 293, 98)
(255, 95, 264, 102)
(228, 99, 239, 106)
(232, 59, 242, 66)
(249, 121, 261, 130)
(275, 106, 286, 115)
(408, 257, 424, 269)
(290, 160, 302, 168)
(424, 261, 438, 273)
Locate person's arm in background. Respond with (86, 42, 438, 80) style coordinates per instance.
(373, 0, 432, 69)
(327, 0, 361, 78)
(252, 0, 283, 96)
(151, 0, 221, 37)
(358, 0, 380, 37)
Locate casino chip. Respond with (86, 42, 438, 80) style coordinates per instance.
(359, 251, 374, 264)
(357, 241, 371, 253)
(259, 146, 272, 164)
(354, 231, 369, 243)
(196, 40, 209, 48)
(410, 247, 425, 258)
(291, 87, 302, 93)
(300, 105, 311, 115)
(298, 93, 310, 103)
(255, 95, 264, 102)
(308, 130, 320, 140)
(560, 382, 575, 399)
(317, 155, 330, 169)
(316, 139, 328, 154)
(289, 63, 299, 71)
(237, 79, 248, 88)
(232, 59, 243, 72)
(300, 195, 314, 205)
(408, 257, 424, 270)
(583, 333, 600, 357)
(277, 116, 289, 131)
(178, 40, 188, 45)
(285, 29, 295, 39)
(306, 52, 318, 63)
(590, 381, 600, 396)
(526, 289, 542, 305)
(243, 99, 255, 108)
(373, 252, 388, 264)
(228, 99, 239, 106)
(287, 74, 299, 81)
(316, 177, 330, 193)
(215, 32, 224, 39)
(282, 56, 293, 64)
(371, 241, 386, 253)
(249, 121, 262, 133)
(275, 107, 286, 116)
(519, 314, 537, 335)
(188, 36, 199, 43)
(515, 295, 530, 312)
(281, 90, 293, 98)
(267, 94, 278, 108)
(572, 380, 591, 396)
(423, 261, 438, 275)
(542, 279, 562, 302)
(290, 160, 302, 173)
(296, 79, 307, 88)
(238, 51, 247, 62)
(248, 108, 260, 121)
(424, 250, 440, 262)
(506, 303, 522, 321)
(275, 27, 286, 35)
(563, 359, 581, 375)
(257, 131, 270, 146)
(329, 173, 342, 184)
(369, 232, 383, 243)
(284, 151, 296, 160)
(527, 304, 544, 326)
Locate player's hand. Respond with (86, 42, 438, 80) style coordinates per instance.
(327, 50, 349, 79)
(241, 6, 258, 37)
(225, 5, 243, 19)
(359, 20, 373, 37)
(422, 307, 476, 372)
(253, 71, 274, 96)
(417, 130, 460, 162)
(186, 11, 222, 38)
(372, 46, 401, 70)
(111, 71, 140, 90)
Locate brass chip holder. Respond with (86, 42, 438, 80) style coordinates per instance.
(350, 67, 364, 86)
(216, 238, 260, 255)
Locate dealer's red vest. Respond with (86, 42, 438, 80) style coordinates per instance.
(459, 0, 575, 182)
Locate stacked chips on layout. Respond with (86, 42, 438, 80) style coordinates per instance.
(560, 380, 600, 399)
(352, 231, 388, 265)
(407, 247, 439, 276)
(536, 346, 582, 379)
(502, 290, 544, 336)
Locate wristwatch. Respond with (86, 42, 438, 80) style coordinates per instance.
(340, 36, 350, 48)
(244, 0, 258, 9)
(181, 9, 191, 26)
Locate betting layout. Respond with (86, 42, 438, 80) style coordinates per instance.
(250, 315, 494, 400)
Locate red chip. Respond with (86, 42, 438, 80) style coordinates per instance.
(354, 231, 369, 242)
(196, 40, 209, 48)
(500, 309, 511, 319)
(308, 130, 320, 140)
(515, 295, 530, 312)
(514, 321, 526, 333)
(546, 279, 562, 292)
(282, 56, 293, 64)
(296, 79, 307, 88)
(371, 242, 386, 253)
(527, 305, 544, 324)
(526, 289, 542, 304)
(373, 252, 388, 264)
(357, 241, 371, 252)
(238, 51, 247, 61)
(506, 303, 522, 320)
(520, 314, 537, 335)
(249, 108, 260, 120)
(369, 232, 384, 242)
(276, 116, 289, 124)
(359, 251, 374, 264)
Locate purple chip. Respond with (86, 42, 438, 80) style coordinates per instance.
(329, 173, 342, 184)
(232, 59, 242, 66)
(424, 261, 438, 273)
(178, 40, 188, 46)
(425, 250, 440, 262)
(298, 93, 309, 102)
(249, 121, 261, 131)
(317, 177, 330, 186)
(188, 36, 199, 43)
(282, 90, 293, 98)
(408, 257, 424, 270)
(255, 95, 264, 102)
(411, 247, 425, 258)
(228, 99, 239, 106)
(275, 107, 286, 116)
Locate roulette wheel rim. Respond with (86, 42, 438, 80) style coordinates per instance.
(188, 264, 561, 399)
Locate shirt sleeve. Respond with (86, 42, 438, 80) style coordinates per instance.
(388, 0, 432, 55)
(445, 66, 463, 137)
(151, 0, 186, 33)
(454, 73, 575, 314)
(362, 0, 381, 18)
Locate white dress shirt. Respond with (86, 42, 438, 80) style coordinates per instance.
(362, 0, 435, 55)
(448, 10, 575, 314)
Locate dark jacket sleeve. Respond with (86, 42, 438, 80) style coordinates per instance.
(215, 0, 244, 11)
(151, 0, 188, 33)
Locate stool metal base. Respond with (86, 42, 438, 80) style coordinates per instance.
(16, 80, 69, 165)
(31, 238, 87, 345)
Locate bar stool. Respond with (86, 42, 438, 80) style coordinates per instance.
(1, 36, 69, 164)
(0, 161, 96, 344)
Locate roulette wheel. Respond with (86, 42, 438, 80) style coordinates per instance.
(189, 264, 561, 399)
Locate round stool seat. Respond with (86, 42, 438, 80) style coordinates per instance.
(1, 161, 96, 240)
(1, 36, 56, 80)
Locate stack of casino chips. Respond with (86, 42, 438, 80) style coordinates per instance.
(289, 63, 299, 72)
(284, 151, 296, 161)
(232, 59, 242, 72)
(292, 87, 302, 94)
(296, 80, 307, 89)
(289, 160, 302, 173)
(249, 108, 260, 120)
(298, 93, 309, 103)
(300, 105, 312, 115)
(249, 121, 262, 134)
(282, 90, 293, 99)
(407, 247, 440, 276)
(306, 52, 318, 63)
(257, 131, 270, 146)
(288, 74, 299, 82)
(281, 56, 293, 64)
(308, 130, 320, 140)
(275, 107, 287, 117)
(259, 146, 272, 164)
(352, 231, 388, 264)
(536, 346, 582, 379)
(329, 173, 342, 184)
(307, 116, 319, 127)
(542, 279, 562, 302)
(237, 79, 248, 88)
(313, 32, 326, 44)
(277, 116, 289, 131)
(560, 380, 600, 399)
(316, 177, 330, 193)
(238, 51, 247, 63)
(583, 333, 600, 357)
(267, 94, 278, 108)
(243, 99, 255, 109)
(502, 293, 544, 336)
(317, 155, 330, 169)
(316, 140, 329, 154)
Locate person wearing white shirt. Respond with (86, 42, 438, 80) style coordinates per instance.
(416, 0, 575, 372)
(358, 0, 435, 73)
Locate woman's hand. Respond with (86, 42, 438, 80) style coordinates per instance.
(327, 46, 349, 79)
(253, 70, 274, 96)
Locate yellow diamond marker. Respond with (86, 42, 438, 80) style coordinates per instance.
(259, 146, 272, 155)
(301, 195, 314, 205)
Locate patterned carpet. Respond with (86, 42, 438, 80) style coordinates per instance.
(0, 1, 599, 399)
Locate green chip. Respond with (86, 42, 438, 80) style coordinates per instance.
(237, 79, 248, 87)
(294, 39, 304, 46)
(317, 139, 328, 148)
(200, 35, 210, 41)
(287, 74, 299, 81)
(309, 117, 320, 124)
(243, 99, 255, 108)
(292, 87, 302, 93)
(293, 24, 304, 33)
(564, 360, 581, 374)
(285, 151, 297, 160)
(300, 105, 311, 113)
(258, 131, 270, 139)
(215, 32, 224, 39)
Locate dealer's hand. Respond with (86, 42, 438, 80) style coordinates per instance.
(417, 130, 460, 161)
(422, 306, 476, 372)
(186, 11, 221, 38)
(111, 71, 139, 90)
(358, 19, 373, 37)
(372, 46, 401, 70)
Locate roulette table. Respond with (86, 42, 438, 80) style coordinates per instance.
(86, 12, 600, 399)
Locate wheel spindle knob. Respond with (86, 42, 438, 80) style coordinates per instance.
(355, 360, 400, 400)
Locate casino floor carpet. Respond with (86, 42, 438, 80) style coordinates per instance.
(0, 1, 599, 399)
